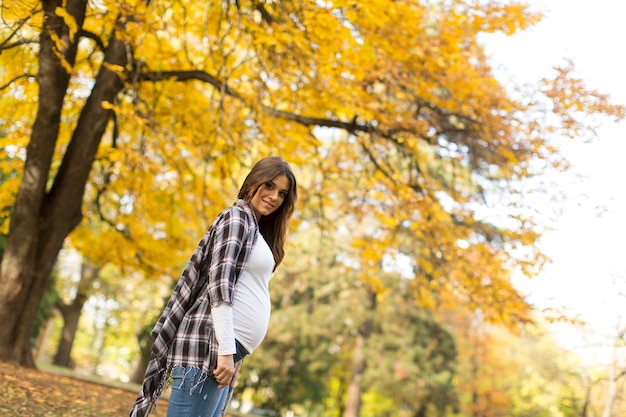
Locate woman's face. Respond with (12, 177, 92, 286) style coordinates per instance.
(250, 175, 290, 220)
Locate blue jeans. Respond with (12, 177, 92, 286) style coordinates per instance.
(166, 367, 227, 417)
(166, 342, 248, 417)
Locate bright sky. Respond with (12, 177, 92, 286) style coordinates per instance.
(483, 0, 626, 361)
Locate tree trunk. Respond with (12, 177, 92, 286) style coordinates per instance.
(0, 4, 129, 366)
(53, 300, 85, 368)
(129, 327, 154, 384)
(601, 340, 621, 417)
(601, 369, 616, 417)
(344, 332, 365, 417)
(53, 261, 98, 367)
(130, 285, 179, 383)
(0, 0, 87, 367)
(580, 375, 591, 417)
(343, 290, 377, 417)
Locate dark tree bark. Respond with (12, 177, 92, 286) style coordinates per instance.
(0, 0, 129, 366)
(53, 262, 99, 368)
(53, 298, 86, 368)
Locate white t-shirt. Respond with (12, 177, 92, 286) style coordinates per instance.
(213, 235, 274, 355)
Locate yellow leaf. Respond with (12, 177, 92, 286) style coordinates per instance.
(102, 62, 126, 76)
(100, 101, 116, 110)
(55, 7, 78, 42)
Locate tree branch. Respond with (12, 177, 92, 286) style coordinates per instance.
(78, 29, 106, 53)
(261, 107, 374, 133)
(254, 2, 275, 24)
(137, 70, 244, 99)
(0, 38, 38, 52)
(137, 70, 377, 134)
(0, 73, 36, 91)
(0, 9, 39, 51)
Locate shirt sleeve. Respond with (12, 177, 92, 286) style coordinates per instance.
(212, 301, 236, 355)
(206, 206, 252, 307)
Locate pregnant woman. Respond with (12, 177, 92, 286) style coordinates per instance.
(130, 156, 298, 417)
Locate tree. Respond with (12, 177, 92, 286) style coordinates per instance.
(1, 0, 132, 366)
(1, 0, 623, 369)
(52, 259, 99, 368)
(238, 227, 457, 417)
(237, 229, 347, 414)
(359, 290, 458, 417)
(579, 275, 626, 417)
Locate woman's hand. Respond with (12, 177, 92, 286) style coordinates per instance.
(214, 354, 235, 389)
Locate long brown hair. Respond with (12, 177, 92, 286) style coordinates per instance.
(238, 156, 297, 268)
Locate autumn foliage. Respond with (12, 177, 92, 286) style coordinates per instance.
(0, 0, 624, 416)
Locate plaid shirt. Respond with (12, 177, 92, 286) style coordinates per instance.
(130, 200, 258, 417)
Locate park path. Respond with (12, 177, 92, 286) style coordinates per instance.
(0, 360, 168, 417)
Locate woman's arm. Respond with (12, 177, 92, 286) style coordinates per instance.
(206, 206, 255, 306)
